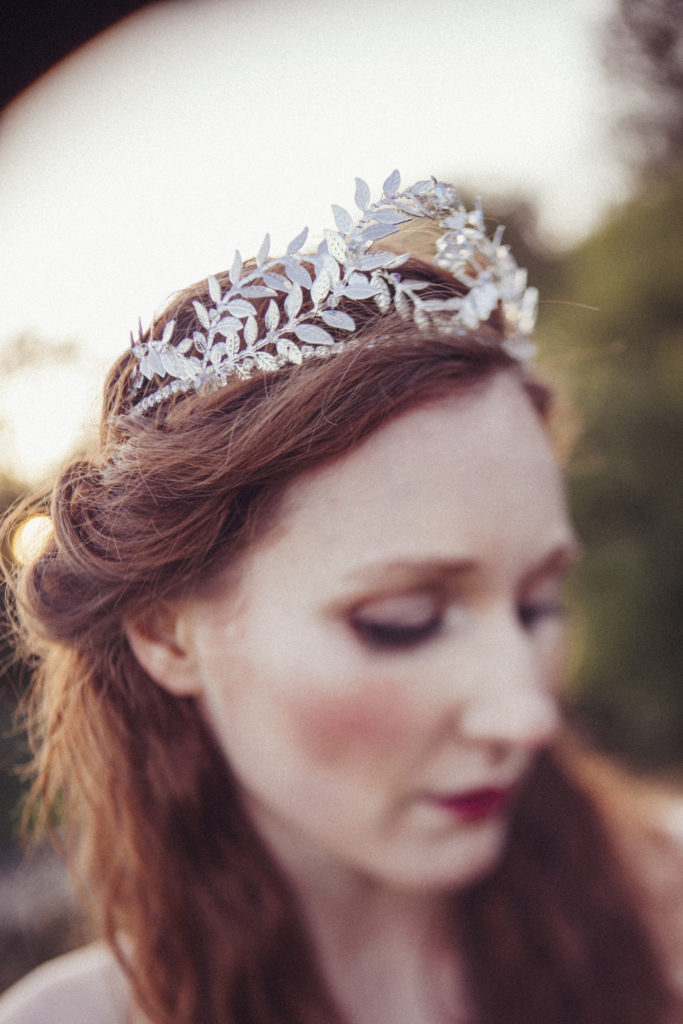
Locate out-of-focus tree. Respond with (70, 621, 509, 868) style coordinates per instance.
(0, 469, 27, 855)
(0, 332, 82, 852)
(539, 171, 683, 770)
(604, 0, 683, 173)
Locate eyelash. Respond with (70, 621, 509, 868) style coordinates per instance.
(351, 614, 442, 650)
(518, 601, 567, 629)
(351, 600, 567, 651)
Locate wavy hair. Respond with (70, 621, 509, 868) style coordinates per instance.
(1, 256, 675, 1023)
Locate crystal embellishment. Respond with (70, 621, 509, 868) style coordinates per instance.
(130, 172, 538, 413)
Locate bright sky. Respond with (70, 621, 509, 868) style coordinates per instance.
(0, 0, 628, 482)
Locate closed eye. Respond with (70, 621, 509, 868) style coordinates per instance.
(351, 614, 443, 650)
(518, 601, 567, 630)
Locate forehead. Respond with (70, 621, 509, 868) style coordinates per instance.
(252, 372, 572, 581)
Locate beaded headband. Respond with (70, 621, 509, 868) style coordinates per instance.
(130, 171, 538, 413)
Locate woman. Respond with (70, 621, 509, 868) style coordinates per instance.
(0, 173, 680, 1023)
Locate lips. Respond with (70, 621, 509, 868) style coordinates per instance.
(429, 786, 514, 823)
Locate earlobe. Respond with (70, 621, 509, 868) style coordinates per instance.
(124, 602, 202, 697)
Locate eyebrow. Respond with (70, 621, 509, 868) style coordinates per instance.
(344, 558, 476, 590)
(521, 539, 584, 587)
(342, 539, 583, 593)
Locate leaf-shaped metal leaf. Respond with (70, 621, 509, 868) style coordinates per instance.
(192, 302, 210, 329)
(383, 169, 400, 196)
(358, 253, 395, 271)
(161, 347, 182, 377)
(284, 260, 312, 288)
(399, 279, 430, 291)
(209, 342, 227, 366)
(310, 269, 330, 306)
(256, 351, 279, 371)
(257, 233, 270, 266)
(284, 282, 303, 318)
(230, 250, 243, 285)
(331, 204, 354, 234)
(161, 320, 176, 345)
(263, 272, 292, 292)
(320, 253, 340, 282)
(359, 223, 400, 241)
(193, 332, 208, 354)
(386, 252, 411, 268)
(320, 309, 355, 331)
(371, 208, 410, 224)
(244, 315, 258, 345)
(265, 299, 280, 331)
(286, 226, 308, 255)
(208, 275, 222, 304)
(443, 212, 467, 231)
(177, 337, 194, 354)
(294, 324, 334, 346)
(225, 333, 239, 360)
(393, 199, 423, 216)
(240, 286, 277, 298)
(215, 316, 243, 336)
(227, 299, 257, 318)
(323, 229, 345, 263)
(142, 349, 164, 378)
(276, 338, 303, 364)
(354, 177, 371, 211)
(341, 282, 380, 299)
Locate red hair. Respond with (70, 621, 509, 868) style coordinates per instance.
(1, 259, 676, 1023)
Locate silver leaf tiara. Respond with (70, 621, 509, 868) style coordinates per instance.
(130, 171, 538, 413)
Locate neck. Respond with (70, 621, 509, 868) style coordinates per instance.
(267, 838, 473, 1024)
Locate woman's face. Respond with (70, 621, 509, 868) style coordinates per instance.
(170, 372, 578, 894)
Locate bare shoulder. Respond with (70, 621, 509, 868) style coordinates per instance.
(628, 795, 683, 998)
(633, 796, 683, 906)
(0, 943, 133, 1024)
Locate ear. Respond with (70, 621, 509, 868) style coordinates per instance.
(124, 601, 202, 697)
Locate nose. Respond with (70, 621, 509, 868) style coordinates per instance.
(456, 614, 562, 751)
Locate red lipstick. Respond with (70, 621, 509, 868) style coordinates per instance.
(430, 786, 513, 823)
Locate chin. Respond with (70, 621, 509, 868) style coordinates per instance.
(376, 819, 510, 894)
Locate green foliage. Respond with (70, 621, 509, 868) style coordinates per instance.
(604, 0, 683, 173)
(0, 480, 30, 854)
(540, 171, 683, 769)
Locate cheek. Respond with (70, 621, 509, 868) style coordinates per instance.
(285, 676, 419, 768)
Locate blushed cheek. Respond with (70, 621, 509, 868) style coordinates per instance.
(284, 677, 417, 768)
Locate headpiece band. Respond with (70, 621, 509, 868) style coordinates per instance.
(130, 172, 538, 413)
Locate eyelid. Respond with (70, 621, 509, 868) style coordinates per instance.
(518, 599, 567, 628)
(518, 563, 571, 628)
(350, 610, 443, 651)
(347, 589, 445, 652)
(351, 590, 442, 626)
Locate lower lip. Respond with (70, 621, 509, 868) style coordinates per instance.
(429, 787, 513, 823)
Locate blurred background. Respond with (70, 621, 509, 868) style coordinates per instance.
(1, 0, 681, 995)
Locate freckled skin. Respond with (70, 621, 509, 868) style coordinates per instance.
(175, 373, 577, 894)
